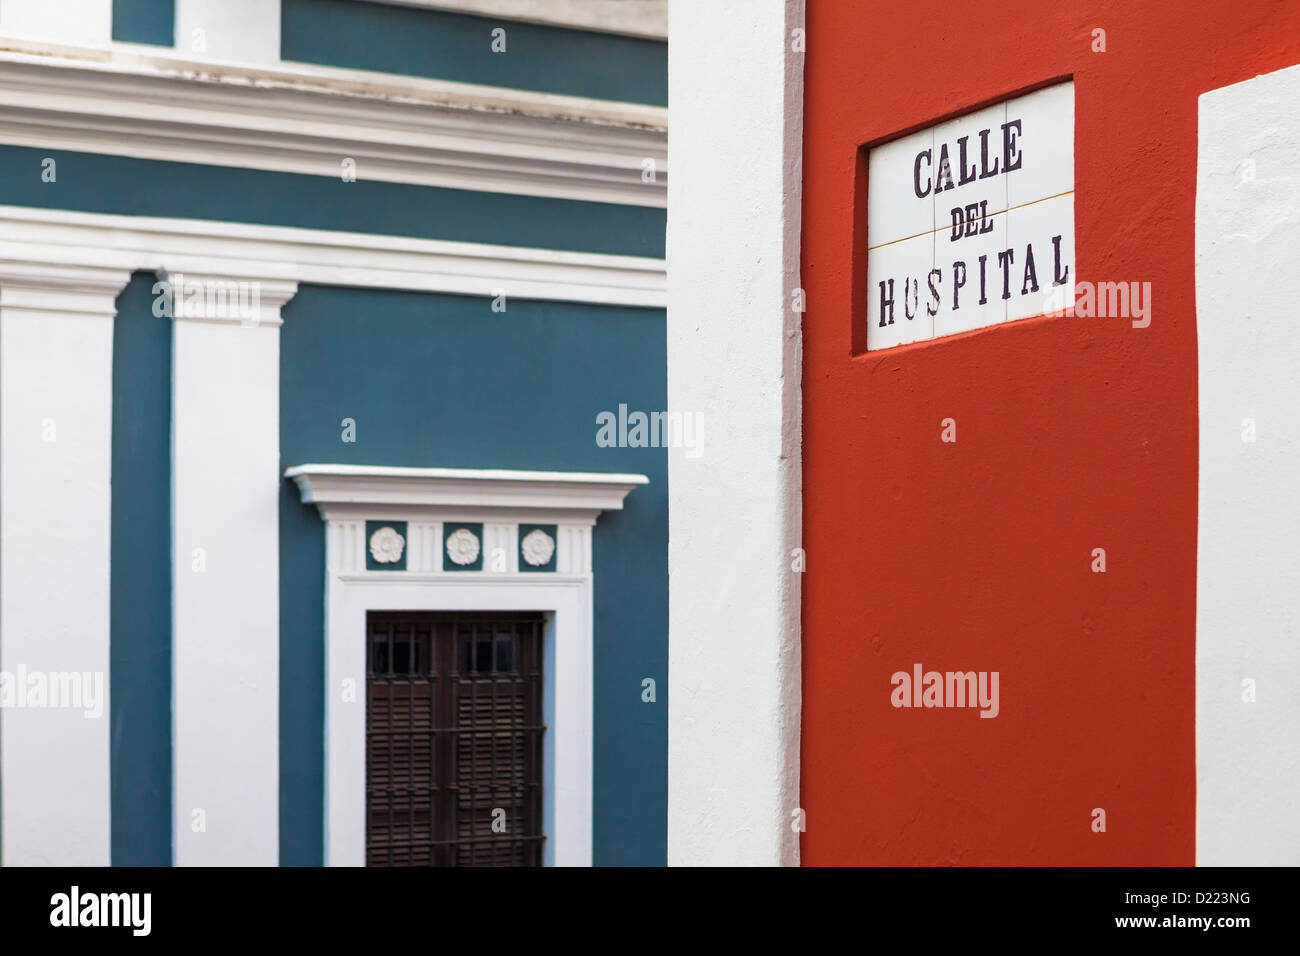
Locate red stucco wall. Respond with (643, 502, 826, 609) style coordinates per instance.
(800, 0, 1300, 864)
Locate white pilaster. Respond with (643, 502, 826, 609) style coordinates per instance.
(667, 0, 805, 866)
(175, 0, 281, 65)
(171, 273, 297, 865)
(0, 261, 130, 865)
(0, 0, 112, 47)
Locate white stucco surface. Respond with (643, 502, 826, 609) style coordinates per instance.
(1196, 60, 1300, 865)
(0, 0, 111, 46)
(666, 0, 804, 866)
(172, 310, 285, 865)
(0, 266, 126, 865)
(176, 0, 281, 64)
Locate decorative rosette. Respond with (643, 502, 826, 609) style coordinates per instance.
(520, 528, 556, 567)
(445, 528, 481, 566)
(368, 526, 405, 564)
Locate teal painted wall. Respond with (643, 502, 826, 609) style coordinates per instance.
(112, 0, 174, 46)
(279, 286, 668, 865)
(281, 0, 667, 107)
(0, 146, 663, 259)
(110, 272, 173, 865)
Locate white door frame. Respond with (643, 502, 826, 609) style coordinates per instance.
(285, 464, 647, 867)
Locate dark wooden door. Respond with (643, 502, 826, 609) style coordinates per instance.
(366, 611, 545, 866)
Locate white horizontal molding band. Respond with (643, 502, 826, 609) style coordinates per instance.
(0, 45, 667, 207)
(365, 0, 668, 40)
(287, 463, 648, 522)
(0, 206, 666, 308)
(334, 573, 589, 585)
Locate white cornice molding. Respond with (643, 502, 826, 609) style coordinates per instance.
(286, 463, 648, 524)
(0, 205, 666, 308)
(364, 0, 667, 40)
(0, 260, 132, 319)
(0, 42, 667, 207)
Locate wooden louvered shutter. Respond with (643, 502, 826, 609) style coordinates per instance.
(367, 611, 545, 866)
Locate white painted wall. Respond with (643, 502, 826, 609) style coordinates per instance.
(171, 278, 296, 865)
(0, 0, 111, 47)
(176, 0, 281, 64)
(666, 0, 804, 866)
(0, 263, 129, 865)
(1196, 60, 1300, 866)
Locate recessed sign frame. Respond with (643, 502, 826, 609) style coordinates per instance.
(865, 82, 1076, 351)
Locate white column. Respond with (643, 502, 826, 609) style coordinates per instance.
(175, 0, 281, 64)
(1195, 61, 1300, 866)
(0, 261, 130, 865)
(666, 0, 805, 866)
(0, 0, 112, 47)
(170, 271, 297, 865)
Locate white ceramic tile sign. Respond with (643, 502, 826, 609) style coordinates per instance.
(866, 82, 1075, 350)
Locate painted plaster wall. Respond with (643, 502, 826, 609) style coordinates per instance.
(0, 146, 663, 260)
(110, 272, 173, 865)
(800, 0, 1300, 864)
(112, 0, 174, 45)
(666, 0, 804, 866)
(1195, 62, 1300, 866)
